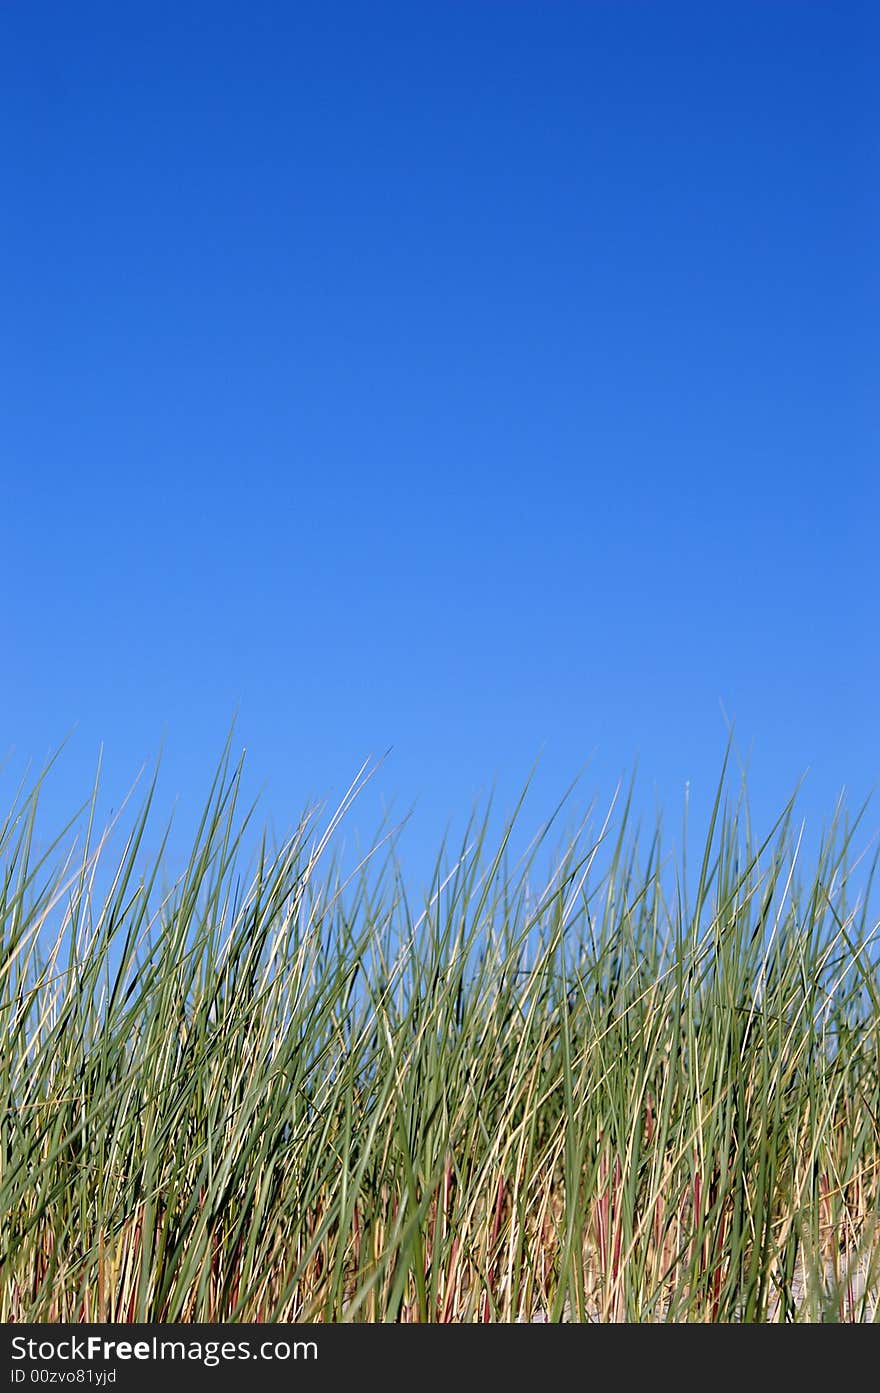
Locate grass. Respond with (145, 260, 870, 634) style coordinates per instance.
(2, 742, 879, 1322)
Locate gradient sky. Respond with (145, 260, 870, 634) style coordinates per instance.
(3, 2, 877, 880)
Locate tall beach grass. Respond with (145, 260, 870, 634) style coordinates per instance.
(2, 745, 879, 1321)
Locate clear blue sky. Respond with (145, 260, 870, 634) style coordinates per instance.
(3, 2, 877, 879)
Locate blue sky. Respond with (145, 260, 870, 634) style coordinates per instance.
(3, 2, 877, 880)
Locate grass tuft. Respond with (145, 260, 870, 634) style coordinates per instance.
(2, 750, 879, 1321)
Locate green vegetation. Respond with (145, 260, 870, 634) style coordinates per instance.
(2, 744, 878, 1321)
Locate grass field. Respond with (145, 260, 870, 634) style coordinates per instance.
(2, 745, 879, 1321)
